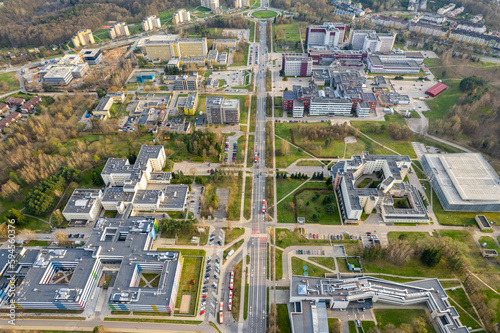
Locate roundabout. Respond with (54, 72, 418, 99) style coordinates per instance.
(251, 10, 278, 18)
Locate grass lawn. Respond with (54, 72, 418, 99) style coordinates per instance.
(479, 236, 499, 249)
(357, 178, 372, 188)
(412, 160, 426, 179)
(277, 178, 306, 202)
(275, 137, 310, 168)
(275, 228, 331, 248)
(432, 190, 500, 226)
(232, 42, 249, 67)
(276, 304, 292, 333)
(363, 255, 453, 278)
(24, 240, 50, 247)
(175, 226, 209, 245)
(295, 190, 341, 225)
(277, 179, 309, 224)
(0, 71, 19, 94)
(446, 288, 481, 329)
(387, 231, 433, 244)
(250, 95, 257, 132)
(328, 318, 340, 333)
(223, 239, 244, 263)
(175, 256, 203, 315)
(275, 247, 284, 280)
(439, 230, 500, 273)
(158, 248, 205, 257)
(223, 227, 245, 244)
(232, 260, 243, 321)
(273, 21, 306, 53)
(236, 135, 246, 164)
(308, 257, 336, 270)
(244, 282, 250, 320)
(374, 309, 436, 332)
(362, 321, 376, 332)
(425, 80, 462, 123)
(244, 176, 253, 220)
(247, 135, 255, 167)
(348, 321, 357, 333)
(201, 174, 242, 220)
(345, 134, 394, 158)
(252, 10, 278, 18)
(291, 257, 332, 277)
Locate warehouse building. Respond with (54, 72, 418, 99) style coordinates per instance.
(422, 153, 500, 212)
(425, 83, 448, 97)
(289, 276, 469, 333)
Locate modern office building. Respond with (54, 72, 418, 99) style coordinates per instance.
(144, 36, 208, 61)
(206, 97, 240, 125)
(173, 9, 191, 24)
(108, 22, 130, 39)
(289, 276, 469, 333)
(201, 0, 219, 12)
(305, 23, 348, 50)
(422, 153, 500, 212)
(308, 94, 353, 116)
(366, 54, 420, 74)
(62, 189, 103, 224)
(173, 74, 199, 91)
(331, 153, 428, 223)
(142, 15, 161, 32)
(43, 67, 74, 86)
(71, 29, 95, 48)
(282, 54, 313, 77)
(356, 101, 370, 117)
(81, 49, 103, 65)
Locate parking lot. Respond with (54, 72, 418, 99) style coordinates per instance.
(210, 70, 246, 87)
(249, 44, 259, 66)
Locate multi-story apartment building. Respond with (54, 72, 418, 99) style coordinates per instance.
(108, 22, 130, 39)
(142, 15, 161, 32)
(71, 29, 95, 48)
(206, 97, 240, 124)
(282, 54, 313, 77)
(350, 30, 396, 53)
(201, 0, 219, 12)
(173, 9, 191, 24)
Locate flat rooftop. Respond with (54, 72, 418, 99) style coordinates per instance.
(102, 186, 135, 203)
(159, 185, 188, 210)
(44, 67, 73, 78)
(424, 153, 500, 203)
(63, 189, 101, 214)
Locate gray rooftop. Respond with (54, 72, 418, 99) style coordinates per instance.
(159, 185, 189, 210)
(62, 189, 102, 214)
(102, 186, 135, 203)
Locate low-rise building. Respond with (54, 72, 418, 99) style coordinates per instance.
(177, 92, 198, 115)
(20, 96, 42, 113)
(356, 101, 370, 117)
(93, 96, 113, 119)
(62, 189, 102, 224)
(0, 103, 8, 114)
(367, 54, 420, 74)
(476, 215, 492, 231)
(0, 111, 21, 132)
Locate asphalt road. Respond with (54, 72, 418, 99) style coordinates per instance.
(245, 15, 269, 333)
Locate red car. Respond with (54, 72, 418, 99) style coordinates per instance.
(199, 310, 205, 315)
(312, 234, 316, 239)
(259, 209, 261, 214)
(202, 295, 207, 299)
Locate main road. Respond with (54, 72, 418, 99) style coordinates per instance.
(245, 8, 270, 333)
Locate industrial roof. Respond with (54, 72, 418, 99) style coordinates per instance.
(425, 83, 448, 96)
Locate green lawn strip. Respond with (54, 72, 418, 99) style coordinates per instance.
(223, 227, 245, 244)
(273, 21, 305, 53)
(483, 289, 500, 323)
(432, 190, 500, 226)
(266, 176, 274, 216)
(247, 134, 255, 167)
(362, 321, 376, 332)
(232, 260, 243, 321)
(415, 134, 465, 154)
(425, 80, 462, 124)
(276, 304, 292, 333)
(291, 257, 332, 277)
(362, 255, 453, 278)
(236, 135, 246, 164)
(328, 318, 340, 333)
(308, 257, 336, 270)
(412, 160, 426, 179)
(439, 230, 500, 273)
(157, 248, 206, 256)
(357, 178, 372, 188)
(295, 160, 325, 166)
(276, 247, 283, 280)
(295, 189, 341, 225)
(275, 137, 310, 168)
(438, 280, 462, 289)
(104, 318, 202, 324)
(448, 299, 482, 329)
(267, 243, 270, 280)
(348, 321, 357, 333)
(223, 239, 244, 263)
(374, 309, 435, 332)
(244, 282, 250, 320)
(478, 236, 500, 249)
(250, 95, 257, 132)
(387, 231, 433, 244)
(244, 176, 253, 220)
(174, 256, 203, 315)
(23, 240, 50, 247)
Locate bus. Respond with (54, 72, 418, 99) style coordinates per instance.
(219, 311, 224, 324)
(262, 200, 266, 214)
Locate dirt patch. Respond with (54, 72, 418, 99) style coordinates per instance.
(345, 136, 357, 144)
(179, 294, 191, 314)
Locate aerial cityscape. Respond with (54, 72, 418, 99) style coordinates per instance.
(1, 0, 500, 332)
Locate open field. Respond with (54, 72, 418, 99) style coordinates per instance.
(0, 71, 19, 94)
(276, 304, 292, 333)
(252, 10, 278, 18)
(291, 257, 331, 277)
(308, 257, 336, 270)
(374, 309, 436, 332)
(175, 256, 203, 315)
(273, 21, 306, 53)
(223, 227, 245, 244)
(295, 190, 341, 225)
(275, 228, 331, 248)
(275, 137, 310, 168)
(276, 248, 283, 280)
(276, 178, 306, 202)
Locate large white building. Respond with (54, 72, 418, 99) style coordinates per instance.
(308, 95, 353, 116)
(366, 54, 420, 74)
(142, 15, 161, 32)
(305, 23, 348, 50)
(201, 0, 219, 12)
(62, 189, 102, 224)
(282, 54, 313, 77)
(331, 153, 428, 223)
(173, 9, 191, 24)
(350, 30, 396, 53)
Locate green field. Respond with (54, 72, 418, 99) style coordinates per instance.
(308, 257, 336, 270)
(175, 256, 203, 315)
(275, 248, 283, 280)
(291, 257, 332, 277)
(244, 176, 253, 220)
(275, 228, 331, 248)
(252, 10, 278, 18)
(247, 134, 255, 167)
(374, 309, 436, 332)
(275, 137, 310, 168)
(223, 227, 245, 244)
(276, 304, 292, 333)
(232, 261, 243, 321)
(273, 21, 305, 53)
(276, 178, 306, 201)
(0, 71, 19, 94)
(295, 190, 341, 225)
(425, 80, 462, 123)
(236, 135, 246, 164)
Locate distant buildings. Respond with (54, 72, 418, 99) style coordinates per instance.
(71, 29, 95, 48)
(144, 36, 208, 62)
(201, 0, 220, 12)
(142, 15, 161, 32)
(282, 54, 313, 77)
(20, 96, 42, 113)
(108, 22, 130, 39)
(366, 54, 420, 74)
(177, 92, 199, 115)
(331, 153, 429, 223)
(422, 153, 500, 212)
(437, 3, 456, 15)
(173, 9, 191, 24)
(205, 96, 240, 125)
(234, 0, 248, 8)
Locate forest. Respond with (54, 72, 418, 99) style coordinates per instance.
(0, 0, 199, 48)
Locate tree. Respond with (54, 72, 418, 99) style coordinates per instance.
(20, 229, 36, 240)
(280, 140, 290, 156)
(1, 180, 20, 199)
(421, 248, 442, 267)
(6, 208, 27, 226)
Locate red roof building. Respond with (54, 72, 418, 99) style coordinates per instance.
(0, 111, 21, 132)
(0, 103, 8, 114)
(4, 96, 25, 106)
(20, 96, 42, 113)
(425, 83, 448, 97)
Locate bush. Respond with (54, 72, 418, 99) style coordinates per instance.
(421, 248, 442, 267)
